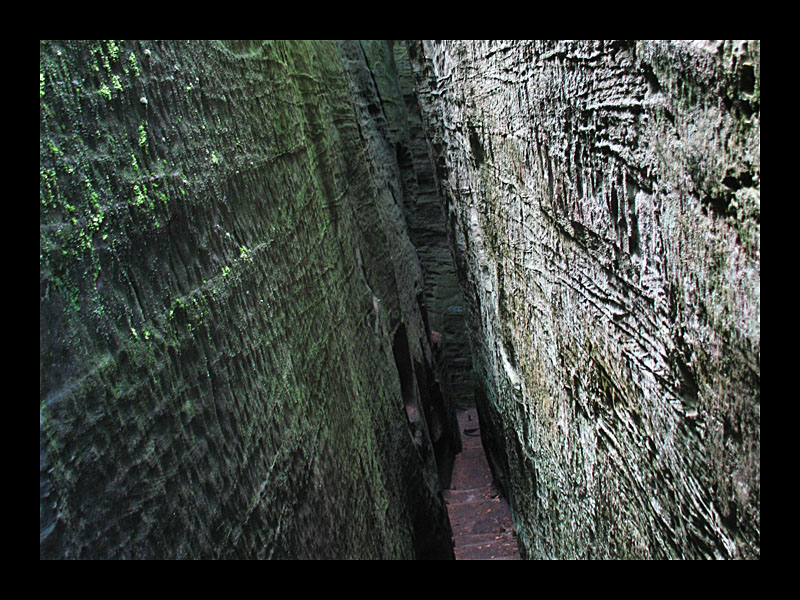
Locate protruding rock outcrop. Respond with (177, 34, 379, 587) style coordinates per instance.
(408, 40, 760, 559)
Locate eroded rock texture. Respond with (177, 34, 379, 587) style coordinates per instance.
(336, 40, 466, 487)
(408, 40, 760, 559)
(40, 40, 454, 559)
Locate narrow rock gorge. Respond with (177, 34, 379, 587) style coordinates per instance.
(40, 40, 760, 560)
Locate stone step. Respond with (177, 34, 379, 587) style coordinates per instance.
(454, 531, 516, 547)
(446, 496, 508, 524)
(453, 532, 520, 561)
(459, 438, 484, 450)
(443, 483, 496, 503)
(448, 452, 492, 489)
(446, 407, 521, 560)
(453, 536, 520, 560)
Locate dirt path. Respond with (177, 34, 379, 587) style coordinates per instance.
(444, 407, 520, 560)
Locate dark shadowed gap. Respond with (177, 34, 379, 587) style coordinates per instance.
(391, 323, 454, 486)
(391, 323, 456, 559)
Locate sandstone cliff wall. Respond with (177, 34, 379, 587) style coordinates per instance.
(408, 40, 760, 559)
(40, 40, 453, 559)
(336, 40, 466, 487)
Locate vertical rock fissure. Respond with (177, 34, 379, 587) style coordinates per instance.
(343, 40, 522, 558)
(376, 40, 523, 559)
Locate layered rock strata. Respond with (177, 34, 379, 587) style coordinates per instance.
(392, 42, 476, 410)
(336, 40, 466, 488)
(407, 40, 760, 559)
(40, 40, 454, 559)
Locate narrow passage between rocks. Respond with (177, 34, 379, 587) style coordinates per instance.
(444, 407, 520, 560)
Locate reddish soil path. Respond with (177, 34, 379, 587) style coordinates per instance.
(444, 407, 520, 560)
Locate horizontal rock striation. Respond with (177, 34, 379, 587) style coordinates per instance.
(407, 40, 760, 559)
(40, 40, 453, 559)
(392, 42, 476, 410)
(336, 40, 465, 488)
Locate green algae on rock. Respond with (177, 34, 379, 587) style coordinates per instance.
(40, 40, 454, 559)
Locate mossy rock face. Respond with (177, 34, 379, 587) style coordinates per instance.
(40, 40, 452, 559)
(408, 40, 760, 559)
